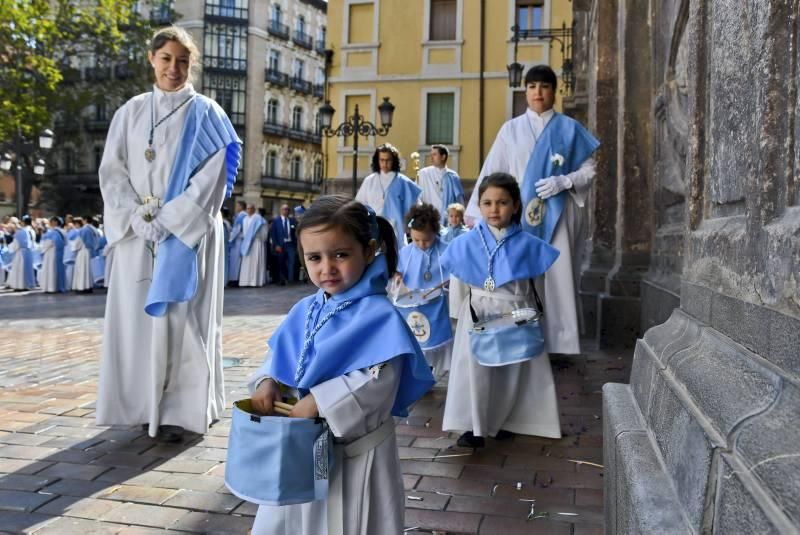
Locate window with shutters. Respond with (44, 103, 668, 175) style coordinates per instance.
(426, 93, 455, 144)
(429, 0, 456, 41)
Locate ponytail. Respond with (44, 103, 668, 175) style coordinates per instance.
(375, 216, 398, 274)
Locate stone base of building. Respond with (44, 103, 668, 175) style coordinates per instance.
(604, 303, 800, 533)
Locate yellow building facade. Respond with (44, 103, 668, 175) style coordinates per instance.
(323, 0, 573, 195)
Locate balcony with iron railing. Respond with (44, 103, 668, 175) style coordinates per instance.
(315, 39, 326, 55)
(313, 84, 324, 99)
(150, 8, 174, 26)
(290, 77, 312, 95)
(292, 30, 313, 50)
(268, 19, 290, 40)
(204, 2, 248, 22)
(263, 119, 321, 145)
(203, 56, 248, 73)
(261, 172, 322, 193)
(264, 68, 289, 87)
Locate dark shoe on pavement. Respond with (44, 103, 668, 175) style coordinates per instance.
(157, 425, 184, 443)
(494, 429, 515, 441)
(457, 431, 485, 448)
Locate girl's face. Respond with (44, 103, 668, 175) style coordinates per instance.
(300, 225, 375, 295)
(148, 40, 190, 92)
(447, 209, 463, 227)
(410, 228, 437, 251)
(479, 186, 519, 229)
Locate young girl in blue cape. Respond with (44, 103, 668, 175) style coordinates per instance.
(440, 202, 469, 244)
(247, 195, 435, 535)
(395, 203, 453, 379)
(441, 173, 561, 449)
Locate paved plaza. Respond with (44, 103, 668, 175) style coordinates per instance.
(0, 285, 629, 534)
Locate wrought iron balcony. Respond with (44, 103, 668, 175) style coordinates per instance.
(263, 119, 287, 137)
(262, 120, 321, 145)
(203, 56, 247, 72)
(290, 77, 312, 95)
(313, 84, 324, 99)
(205, 2, 248, 21)
(150, 8, 174, 26)
(315, 39, 326, 55)
(268, 19, 290, 40)
(264, 68, 289, 87)
(292, 30, 313, 50)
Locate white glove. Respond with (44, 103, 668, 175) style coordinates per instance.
(534, 175, 573, 200)
(131, 216, 168, 243)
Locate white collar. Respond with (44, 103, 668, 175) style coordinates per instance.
(487, 223, 509, 240)
(526, 108, 555, 122)
(152, 83, 196, 110)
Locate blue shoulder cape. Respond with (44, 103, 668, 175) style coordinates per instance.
(521, 113, 600, 243)
(442, 222, 559, 288)
(240, 215, 266, 256)
(145, 95, 242, 316)
(398, 238, 449, 289)
(440, 170, 465, 227)
(267, 255, 435, 417)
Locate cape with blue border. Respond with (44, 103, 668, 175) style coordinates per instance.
(521, 112, 600, 243)
(442, 222, 560, 288)
(12, 228, 36, 288)
(240, 214, 266, 256)
(382, 173, 422, 246)
(267, 255, 435, 417)
(145, 95, 242, 316)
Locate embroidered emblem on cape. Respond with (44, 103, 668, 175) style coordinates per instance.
(407, 311, 432, 344)
(313, 427, 330, 481)
(525, 197, 546, 227)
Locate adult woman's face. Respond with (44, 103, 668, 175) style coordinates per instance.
(526, 81, 555, 114)
(148, 40, 191, 92)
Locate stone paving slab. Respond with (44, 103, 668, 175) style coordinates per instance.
(0, 285, 630, 534)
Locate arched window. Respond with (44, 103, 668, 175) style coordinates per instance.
(313, 159, 323, 183)
(267, 99, 279, 124)
(291, 155, 302, 180)
(292, 106, 303, 130)
(272, 3, 281, 23)
(266, 151, 278, 176)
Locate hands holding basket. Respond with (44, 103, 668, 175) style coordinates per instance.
(251, 378, 319, 419)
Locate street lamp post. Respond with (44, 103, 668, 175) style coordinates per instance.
(1, 127, 54, 216)
(318, 97, 395, 197)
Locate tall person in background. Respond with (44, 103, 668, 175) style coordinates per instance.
(418, 144, 465, 228)
(6, 218, 35, 291)
(465, 65, 599, 356)
(96, 26, 241, 442)
(40, 217, 68, 293)
(228, 200, 247, 286)
(269, 204, 297, 285)
(238, 204, 268, 287)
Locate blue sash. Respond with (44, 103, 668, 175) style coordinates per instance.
(440, 170, 465, 227)
(240, 215, 266, 256)
(520, 113, 600, 243)
(381, 174, 422, 247)
(144, 95, 242, 317)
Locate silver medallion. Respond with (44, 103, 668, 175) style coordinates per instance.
(484, 277, 496, 292)
(144, 147, 156, 162)
(423, 271, 432, 281)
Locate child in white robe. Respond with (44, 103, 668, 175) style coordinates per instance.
(246, 195, 434, 535)
(442, 172, 561, 448)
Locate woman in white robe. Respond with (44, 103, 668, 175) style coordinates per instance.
(238, 212, 269, 287)
(6, 224, 36, 290)
(96, 26, 238, 440)
(71, 222, 94, 292)
(39, 219, 68, 293)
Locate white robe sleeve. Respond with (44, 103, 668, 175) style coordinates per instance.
(355, 174, 372, 206)
(156, 150, 228, 249)
(39, 240, 54, 252)
(247, 348, 274, 395)
(566, 157, 596, 208)
(310, 358, 401, 440)
(449, 275, 469, 320)
(466, 124, 513, 222)
(71, 238, 85, 252)
(99, 106, 140, 246)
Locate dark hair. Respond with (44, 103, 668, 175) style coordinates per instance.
(371, 143, 401, 173)
(49, 216, 62, 227)
(22, 215, 32, 225)
(431, 144, 449, 161)
(296, 194, 398, 275)
(236, 200, 246, 210)
(149, 26, 200, 82)
(524, 65, 557, 90)
(477, 172, 523, 224)
(73, 217, 84, 227)
(404, 203, 441, 234)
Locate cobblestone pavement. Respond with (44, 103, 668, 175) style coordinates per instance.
(0, 285, 631, 534)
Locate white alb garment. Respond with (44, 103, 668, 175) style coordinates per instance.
(465, 108, 596, 354)
(39, 236, 59, 292)
(239, 217, 268, 287)
(355, 171, 397, 215)
(417, 165, 448, 212)
(6, 238, 32, 290)
(248, 353, 405, 535)
(96, 83, 227, 437)
(71, 236, 93, 291)
(443, 270, 561, 439)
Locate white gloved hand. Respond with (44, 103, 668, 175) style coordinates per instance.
(534, 175, 573, 199)
(131, 216, 168, 243)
